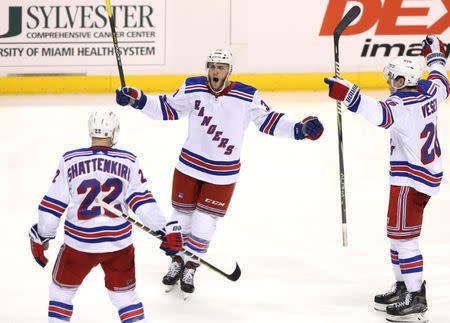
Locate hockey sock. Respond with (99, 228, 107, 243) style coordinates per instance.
(108, 289, 146, 323)
(170, 208, 193, 258)
(391, 238, 423, 292)
(183, 210, 217, 261)
(48, 281, 77, 322)
(389, 241, 403, 282)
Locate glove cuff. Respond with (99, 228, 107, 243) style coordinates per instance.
(130, 94, 147, 110)
(345, 85, 361, 112)
(294, 122, 305, 140)
(427, 53, 446, 66)
(29, 224, 54, 244)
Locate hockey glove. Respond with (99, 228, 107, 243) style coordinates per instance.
(294, 116, 324, 140)
(422, 35, 447, 66)
(324, 77, 361, 111)
(159, 221, 183, 256)
(29, 224, 53, 268)
(115, 86, 147, 110)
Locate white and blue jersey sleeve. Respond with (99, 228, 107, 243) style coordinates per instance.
(37, 157, 69, 239)
(422, 62, 449, 103)
(250, 91, 296, 139)
(141, 82, 192, 120)
(348, 92, 402, 130)
(125, 159, 166, 232)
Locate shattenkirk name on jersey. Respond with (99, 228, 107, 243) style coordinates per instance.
(67, 157, 131, 182)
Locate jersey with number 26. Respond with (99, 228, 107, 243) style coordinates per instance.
(350, 63, 448, 196)
(37, 146, 166, 253)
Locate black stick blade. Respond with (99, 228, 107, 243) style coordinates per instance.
(334, 6, 361, 39)
(226, 262, 241, 281)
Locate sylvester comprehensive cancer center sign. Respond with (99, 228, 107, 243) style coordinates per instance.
(0, 0, 165, 71)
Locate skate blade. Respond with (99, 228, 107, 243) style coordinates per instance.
(386, 312, 428, 322)
(183, 292, 192, 300)
(164, 282, 178, 293)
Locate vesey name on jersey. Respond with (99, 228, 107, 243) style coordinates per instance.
(422, 98, 437, 118)
(194, 100, 235, 155)
(67, 158, 131, 182)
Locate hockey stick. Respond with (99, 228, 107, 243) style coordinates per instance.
(333, 5, 361, 247)
(105, 0, 126, 87)
(95, 198, 241, 282)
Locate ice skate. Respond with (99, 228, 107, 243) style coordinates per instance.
(385, 281, 428, 322)
(180, 261, 198, 300)
(374, 281, 408, 312)
(162, 256, 184, 293)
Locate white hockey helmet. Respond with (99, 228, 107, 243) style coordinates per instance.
(383, 56, 422, 89)
(206, 49, 233, 75)
(88, 107, 120, 145)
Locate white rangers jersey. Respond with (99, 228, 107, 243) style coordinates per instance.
(349, 63, 448, 196)
(140, 77, 297, 184)
(37, 146, 166, 253)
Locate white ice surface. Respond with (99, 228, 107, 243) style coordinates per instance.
(1, 91, 449, 323)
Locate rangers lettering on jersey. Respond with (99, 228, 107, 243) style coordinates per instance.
(139, 76, 298, 184)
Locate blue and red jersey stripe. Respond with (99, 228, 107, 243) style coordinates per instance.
(64, 220, 132, 243)
(390, 161, 442, 188)
(225, 89, 254, 102)
(39, 195, 68, 218)
(185, 83, 209, 94)
(259, 112, 284, 135)
(379, 101, 394, 129)
(63, 148, 136, 162)
(428, 70, 449, 97)
(126, 190, 156, 213)
(158, 95, 179, 120)
(179, 148, 240, 176)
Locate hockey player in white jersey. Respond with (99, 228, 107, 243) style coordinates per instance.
(115, 49, 324, 297)
(324, 35, 448, 322)
(28, 108, 183, 322)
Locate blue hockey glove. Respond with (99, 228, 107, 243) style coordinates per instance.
(29, 224, 53, 268)
(115, 86, 147, 110)
(159, 221, 183, 256)
(294, 116, 324, 140)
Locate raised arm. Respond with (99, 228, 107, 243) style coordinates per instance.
(115, 83, 191, 121)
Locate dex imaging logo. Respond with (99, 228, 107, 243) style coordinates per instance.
(0, 7, 22, 38)
(319, 0, 450, 58)
(320, 0, 450, 35)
